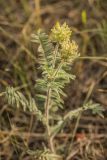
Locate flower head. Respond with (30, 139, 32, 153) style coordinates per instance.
(51, 22, 72, 43)
(61, 40, 80, 62)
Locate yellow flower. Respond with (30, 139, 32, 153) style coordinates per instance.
(51, 22, 80, 62)
(51, 22, 72, 43)
(61, 40, 80, 62)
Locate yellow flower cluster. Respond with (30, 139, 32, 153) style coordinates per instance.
(51, 22, 80, 62)
(51, 22, 72, 43)
(61, 40, 79, 61)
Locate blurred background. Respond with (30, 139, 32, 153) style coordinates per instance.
(0, 0, 107, 159)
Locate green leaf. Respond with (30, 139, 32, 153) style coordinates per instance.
(91, 104, 105, 117)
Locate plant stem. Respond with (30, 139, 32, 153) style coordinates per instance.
(52, 44, 59, 68)
(78, 56, 107, 60)
(44, 61, 63, 153)
(45, 87, 55, 153)
(52, 61, 63, 80)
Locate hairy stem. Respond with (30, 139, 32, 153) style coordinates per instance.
(45, 87, 55, 153)
(44, 61, 63, 153)
(52, 44, 59, 68)
(52, 61, 63, 80)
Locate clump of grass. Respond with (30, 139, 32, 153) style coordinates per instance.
(5, 22, 104, 160)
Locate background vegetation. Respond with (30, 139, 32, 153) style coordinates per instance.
(0, 0, 107, 159)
